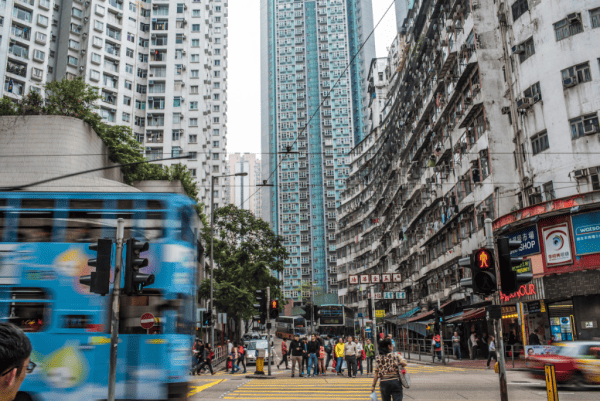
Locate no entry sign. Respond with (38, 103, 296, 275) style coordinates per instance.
(140, 313, 155, 329)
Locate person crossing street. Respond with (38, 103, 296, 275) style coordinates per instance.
(278, 339, 288, 369)
(290, 334, 304, 378)
(345, 336, 358, 378)
(356, 339, 364, 376)
(324, 335, 334, 370)
(307, 334, 319, 377)
(371, 338, 408, 401)
(487, 335, 497, 369)
(365, 338, 375, 375)
(335, 337, 345, 375)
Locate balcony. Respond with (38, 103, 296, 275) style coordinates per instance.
(108, 0, 123, 10)
(11, 25, 30, 41)
(6, 61, 27, 77)
(152, 21, 168, 31)
(101, 91, 117, 105)
(105, 45, 120, 57)
(146, 132, 163, 143)
(150, 51, 167, 62)
(12, 8, 32, 24)
(106, 28, 121, 41)
(8, 43, 28, 60)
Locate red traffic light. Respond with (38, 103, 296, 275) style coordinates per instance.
(270, 300, 278, 310)
(475, 249, 493, 270)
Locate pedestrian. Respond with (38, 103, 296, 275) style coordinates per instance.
(324, 335, 334, 369)
(452, 331, 461, 360)
(345, 336, 358, 378)
(432, 333, 442, 362)
(528, 329, 541, 345)
(371, 338, 408, 401)
(356, 338, 364, 375)
(335, 337, 345, 375)
(278, 339, 288, 369)
(470, 332, 478, 359)
(237, 343, 247, 374)
(0, 323, 35, 401)
(487, 335, 497, 369)
(230, 344, 240, 374)
(317, 336, 326, 376)
(290, 334, 304, 378)
(365, 338, 375, 375)
(307, 334, 319, 377)
(194, 344, 215, 375)
(387, 334, 396, 352)
(301, 337, 309, 374)
(191, 338, 203, 374)
(226, 339, 233, 372)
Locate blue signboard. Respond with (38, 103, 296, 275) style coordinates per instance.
(508, 226, 540, 257)
(571, 210, 600, 255)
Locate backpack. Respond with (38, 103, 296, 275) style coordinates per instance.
(325, 342, 333, 354)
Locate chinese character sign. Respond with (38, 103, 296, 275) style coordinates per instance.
(382, 274, 391, 283)
(371, 275, 381, 283)
(571, 210, 600, 256)
(392, 273, 402, 282)
(360, 274, 370, 284)
(384, 292, 394, 299)
(374, 292, 382, 299)
(396, 292, 406, 299)
(541, 223, 573, 267)
(349, 275, 359, 285)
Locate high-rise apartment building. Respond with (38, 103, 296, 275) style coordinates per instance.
(261, 0, 375, 304)
(0, 0, 227, 209)
(226, 153, 261, 217)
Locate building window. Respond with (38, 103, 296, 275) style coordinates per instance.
(191, 54, 199, 62)
(123, 96, 131, 106)
(189, 118, 198, 127)
(124, 80, 132, 90)
(213, 141, 219, 147)
(176, 33, 184, 44)
(191, 70, 199, 78)
(212, 153, 219, 160)
(192, 39, 200, 47)
(543, 181, 555, 201)
(524, 82, 542, 101)
(189, 152, 197, 160)
(591, 8, 600, 29)
(190, 86, 199, 94)
(554, 15, 584, 41)
(172, 130, 181, 140)
(511, 0, 529, 22)
(190, 169, 196, 177)
(125, 64, 133, 74)
(213, 129, 220, 136)
(570, 114, 600, 139)
(122, 112, 130, 122)
(192, 9, 201, 17)
(561, 62, 592, 84)
(67, 56, 78, 66)
(519, 37, 535, 62)
(189, 134, 197, 143)
(192, 24, 200, 32)
(189, 101, 198, 110)
(531, 131, 549, 155)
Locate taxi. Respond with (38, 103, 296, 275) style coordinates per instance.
(527, 341, 600, 386)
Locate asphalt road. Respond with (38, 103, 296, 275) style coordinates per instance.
(188, 363, 600, 401)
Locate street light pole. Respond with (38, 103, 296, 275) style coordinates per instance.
(209, 172, 248, 350)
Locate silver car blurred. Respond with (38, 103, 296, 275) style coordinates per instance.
(245, 340, 274, 365)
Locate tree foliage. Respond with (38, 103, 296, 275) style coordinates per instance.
(0, 78, 199, 200)
(197, 205, 288, 325)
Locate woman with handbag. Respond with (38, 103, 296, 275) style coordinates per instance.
(371, 338, 408, 401)
(356, 339, 364, 376)
(317, 337, 326, 376)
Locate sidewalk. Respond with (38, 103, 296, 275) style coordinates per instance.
(398, 350, 529, 370)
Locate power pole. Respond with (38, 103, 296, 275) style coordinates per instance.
(310, 280, 315, 332)
(438, 299, 445, 365)
(108, 219, 125, 401)
(267, 286, 272, 377)
(370, 286, 378, 358)
(486, 218, 509, 401)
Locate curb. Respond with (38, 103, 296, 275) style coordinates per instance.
(244, 374, 278, 379)
(408, 359, 529, 371)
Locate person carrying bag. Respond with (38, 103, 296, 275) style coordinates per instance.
(371, 338, 409, 401)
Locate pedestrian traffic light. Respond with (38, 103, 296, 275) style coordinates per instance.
(270, 299, 279, 319)
(124, 238, 154, 296)
(202, 310, 212, 327)
(367, 298, 373, 320)
(254, 289, 267, 322)
(497, 237, 533, 294)
(459, 248, 497, 295)
(80, 238, 113, 295)
(313, 304, 319, 321)
(302, 302, 313, 322)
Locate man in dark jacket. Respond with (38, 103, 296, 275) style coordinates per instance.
(306, 334, 319, 377)
(290, 334, 305, 377)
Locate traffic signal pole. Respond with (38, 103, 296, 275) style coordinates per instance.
(370, 286, 378, 359)
(267, 286, 272, 377)
(486, 218, 509, 401)
(438, 299, 445, 365)
(108, 218, 125, 401)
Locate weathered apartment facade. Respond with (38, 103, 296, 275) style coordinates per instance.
(0, 0, 228, 209)
(337, 0, 600, 340)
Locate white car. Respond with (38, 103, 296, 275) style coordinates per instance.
(245, 340, 274, 365)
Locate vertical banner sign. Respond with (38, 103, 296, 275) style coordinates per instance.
(545, 364, 558, 401)
(360, 274, 370, 284)
(392, 273, 402, 282)
(381, 274, 391, 283)
(571, 210, 600, 255)
(542, 223, 573, 267)
(349, 275, 359, 285)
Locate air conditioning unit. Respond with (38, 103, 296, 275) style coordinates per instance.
(52, 20, 58, 26)
(574, 169, 588, 179)
(584, 125, 599, 135)
(517, 97, 533, 110)
(532, 186, 541, 195)
(83, 17, 89, 22)
(563, 76, 578, 88)
(501, 106, 510, 115)
(512, 45, 525, 55)
(117, 13, 123, 18)
(567, 13, 581, 23)
(152, 4, 158, 9)
(479, 205, 489, 214)
(82, 32, 87, 37)
(79, 66, 85, 71)
(533, 93, 542, 103)
(80, 49, 86, 55)
(180, 97, 185, 102)
(148, 97, 154, 101)
(182, 50, 186, 55)
(473, 83, 481, 92)
(110, 108, 116, 113)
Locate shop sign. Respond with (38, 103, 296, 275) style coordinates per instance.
(375, 310, 385, 318)
(500, 283, 537, 302)
(360, 274, 370, 284)
(524, 345, 557, 358)
(396, 292, 406, 300)
(392, 273, 402, 282)
(383, 292, 394, 299)
(581, 321, 597, 329)
(382, 274, 391, 283)
(513, 259, 531, 274)
(527, 301, 542, 314)
(349, 275, 358, 285)
(508, 226, 540, 257)
(571, 210, 600, 256)
(371, 274, 381, 283)
(541, 223, 573, 266)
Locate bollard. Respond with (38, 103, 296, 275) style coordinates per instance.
(418, 339, 421, 361)
(511, 345, 515, 368)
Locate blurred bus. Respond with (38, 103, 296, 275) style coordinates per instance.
(0, 192, 200, 400)
(275, 315, 306, 339)
(316, 304, 356, 338)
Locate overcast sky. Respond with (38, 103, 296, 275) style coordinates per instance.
(227, 0, 397, 158)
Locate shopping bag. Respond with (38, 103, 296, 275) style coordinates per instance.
(332, 359, 337, 369)
(342, 360, 347, 370)
(370, 391, 378, 401)
(399, 369, 411, 389)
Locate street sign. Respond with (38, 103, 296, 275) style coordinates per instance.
(375, 310, 385, 318)
(140, 312, 155, 329)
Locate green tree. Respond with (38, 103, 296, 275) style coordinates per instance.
(197, 205, 288, 335)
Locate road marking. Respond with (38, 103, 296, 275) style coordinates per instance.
(187, 379, 225, 397)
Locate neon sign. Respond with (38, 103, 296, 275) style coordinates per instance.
(500, 283, 536, 302)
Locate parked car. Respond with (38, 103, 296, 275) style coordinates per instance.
(527, 341, 600, 386)
(243, 332, 262, 342)
(245, 340, 274, 365)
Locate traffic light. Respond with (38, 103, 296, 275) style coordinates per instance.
(302, 302, 313, 322)
(459, 248, 497, 295)
(497, 237, 533, 294)
(124, 238, 154, 296)
(80, 238, 113, 295)
(433, 308, 440, 332)
(367, 298, 373, 320)
(313, 304, 319, 322)
(270, 299, 279, 319)
(202, 310, 212, 326)
(255, 290, 267, 322)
